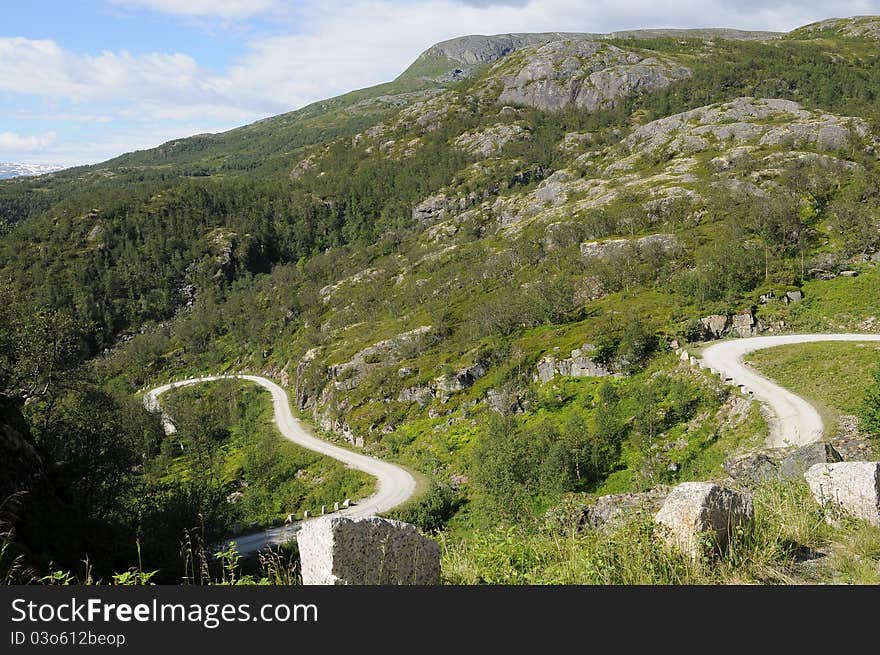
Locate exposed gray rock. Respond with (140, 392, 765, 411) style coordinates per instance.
(435, 361, 488, 394)
(330, 326, 431, 391)
(625, 97, 868, 158)
(412, 193, 451, 224)
(731, 308, 758, 338)
(398, 385, 434, 406)
(412, 190, 488, 224)
(779, 442, 842, 480)
(290, 152, 321, 180)
(804, 461, 880, 526)
(700, 314, 731, 340)
(417, 33, 591, 70)
(795, 16, 880, 39)
(485, 387, 523, 415)
(784, 290, 804, 304)
(723, 453, 778, 485)
(297, 516, 441, 585)
(454, 123, 530, 158)
(829, 415, 877, 462)
(535, 343, 610, 383)
(581, 487, 671, 531)
(414, 31, 776, 83)
(654, 482, 755, 558)
(580, 233, 678, 259)
(494, 41, 690, 112)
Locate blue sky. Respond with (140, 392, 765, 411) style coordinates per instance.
(2, 0, 879, 167)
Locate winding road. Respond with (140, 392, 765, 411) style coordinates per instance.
(700, 334, 880, 448)
(143, 375, 418, 555)
(142, 333, 879, 553)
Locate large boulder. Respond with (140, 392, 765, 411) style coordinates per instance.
(731, 308, 758, 338)
(779, 442, 842, 480)
(296, 516, 441, 585)
(700, 314, 730, 340)
(654, 482, 755, 558)
(804, 462, 880, 526)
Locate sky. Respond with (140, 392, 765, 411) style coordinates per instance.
(2, 0, 879, 167)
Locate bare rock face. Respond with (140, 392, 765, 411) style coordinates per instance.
(731, 308, 758, 338)
(494, 41, 690, 112)
(804, 461, 880, 526)
(580, 233, 678, 260)
(794, 16, 880, 40)
(297, 516, 441, 585)
(535, 343, 610, 383)
(454, 123, 531, 158)
(625, 97, 868, 158)
(654, 482, 755, 558)
(329, 326, 432, 391)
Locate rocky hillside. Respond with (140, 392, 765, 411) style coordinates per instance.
(3, 17, 880, 566)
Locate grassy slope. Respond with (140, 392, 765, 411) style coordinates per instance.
(160, 381, 374, 526)
(441, 477, 880, 584)
(746, 341, 880, 425)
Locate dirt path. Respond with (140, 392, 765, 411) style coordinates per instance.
(144, 374, 417, 554)
(700, 334, 880, 447)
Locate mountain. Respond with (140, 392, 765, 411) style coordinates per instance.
(0, 162, 63, 179)
(3, 16, 880, 583)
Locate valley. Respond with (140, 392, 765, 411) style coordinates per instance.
(2, 15, 880, 585)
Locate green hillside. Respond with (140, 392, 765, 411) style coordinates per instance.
(3, 17, 880, 584)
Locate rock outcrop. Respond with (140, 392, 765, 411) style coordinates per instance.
(294, 347, 321, 409)
(454, 123, 530, 158)
(535, 343, 610, 383)
(779, 442, 842, 480)
(296, 516, 441, 585)
(697, 307, 759, 340)
(804, 461, 880, 526)
(580, 233, 678, 260)
(435, 361, 488, 394)
(793, 16, 880, 40)
(654, 482, 755, 558)
(625, 97, 868, 159)
(329, 326, 432, 391)
(493, 41, 691, 112)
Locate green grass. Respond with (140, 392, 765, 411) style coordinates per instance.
(761, 266, 880, 332)
(160, 381, 374, 526)
(746, 341, 880, 427)
(440, 478, 880, 584)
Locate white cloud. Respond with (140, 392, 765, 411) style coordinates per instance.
(212, 0, 880, 112)
(110, 0, 277, 19)
(0, 131, 56, 151)
(5, 0, 880, 165)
